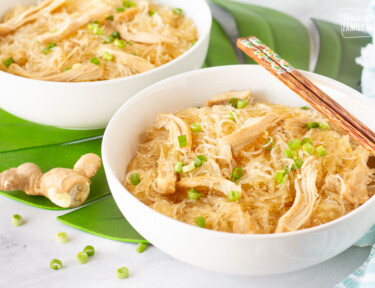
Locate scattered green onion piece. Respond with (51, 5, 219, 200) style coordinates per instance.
(195, 216, 205, 228)
(227, 191, 241, 202)
(178, 134, 187, 148)
(56, 232, 69, 243)
(117, 267, 129, 279)
(63, 67, 72, 72)
(173, 8, 183, 15)
(136, 243, 147, 253)
(43, 47, 51, 54)
(229, 98, 238, 108)
(283, 149, 294, 158)
(187, 188, 202, 200)
(288, 138, 302, 151)
(302, 143, 314, 155)
(191, 40, 197, 46)
(316, 145, 327, 156)
(197, 155, 207, 162)
(112, 31, 120, 39)
(301, 137, 313, 145)
(319, 122, 330, 131)
(126, 41, 133, 46)
(117, 7, 125, 12)
(263, 139, 275, 151)
(301, 106, 309, 110)
(231, 167, 244, 181)
(274, 170, 285, 183)
(306, 121, 319, 129)
(284, 166, 290, 174)
(3, 57, 14, 68)
(103, 51, 114, 61)
(114, 39, 126, 48)
(106, 15, 114, 21)
(228, 111, 237, 122)
(50, 259, 62, 270)
(49, 43, 56, 49)
(132, 53, 138, 56)
(72, 63, 82, 69)
(104, 35, 115, 44)
(293, 157, 303, 169)
(88, 22, 99, 30)
(50, 29, 57, 33)
(149, 10, 156, 16)
(174, 161, 184, 173)
(12, 214, 22, 226)
(93, 27, 104, 35)
(193, 157, 202, 168)
(280, 174, 289, 185)
(123, 1, 137, 7)
(90, 57, 100, 65)
(76, 251, 89, 264)
(83, 245, 95, 256)
(130, 173, 140, 185)
(236, 99, 248, 109)
(191, 122, 202, 132)
(182, 161, 195, 173)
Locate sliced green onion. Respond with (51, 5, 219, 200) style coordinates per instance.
(191, 40, 197, 46)
(72, 63, 82, 69)
(149, 10, 156, 16)
(117, 267, 129, 279)
(178, 134, 187, 148)
(104, 35, 115, 44)
(50, 259, 62, 270)
(12, 214, 22, 226)
(43, 43, 56, 55)
(301, 106, 309, 110)
(275, 170, 285, 183)
(130, 173, 140, 185)
(76, 251, 89, 264)
(187, 188, 202, 200)
(283, 149, 294, 158)
(319, 122, 330, 131)
(123, 1, 137, 7)
(114, 39, 126, 48)
(301, 137, 313, 145)
(50, 29, 57, 33)
(63, 67, 72, 72)
(93, 27, 104, 35)
(293, 157, 303, 169)
(103, 51, 114, 61)
(194, 155, 207, 167)
(236, 99, 248, 109)
(106, 15, 114, 21)
(174, 161, 184, 173)
(136, 243, 147, 253)
(117, 7, 125, 12)
(302, 143, 314, 155)
(229, 98, 238, 108)
(280, 174, 288, 185)
(88, 21, 99, 30)
(182, 161, 195, 173)
(263, 138, 275, 151)
(90, 57, 100, 65)
(3, 57, 14, 68)
(195, 216, 205, 228)
(112, 31, 120, 39)
(173, 8, 183, 15)
(231, 167, 244, 181)
(227, 191, 241, 202)
(284, 166, 290, 174)
(316, 145, 327, 156)
(56, 232, 69, 243)
(288, 139, 302, 150)
(228, 111, 237, 122)
(83, 245, 95, 257)
(306, 121, 319, 129)
(190, 122, 202, 132)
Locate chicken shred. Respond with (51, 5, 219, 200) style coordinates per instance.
(117, 23, 178, 44)
(155, 149, 177, 194)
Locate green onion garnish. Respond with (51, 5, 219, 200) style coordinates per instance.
(88, 21, 99, 30)
(178, 135, 187, 148)
(43, 43, 56, 55)
(149, 10, 156, 16)
(275, 170, 285, 183)
(3, 57, 14, 68)
(316, 145, 327, 156)
(228, 111, 237, 122)
(50, 259, 62, 270)
(293, 157, 303, 169)
(117, 267, 129, 279)
(114, 39, 126, 48)
(104, 35, 115, 44)
(56, 232, 69, 243)
(191, 40, 197, 46)
(76, 251, 89, 264)
(93, 27, 103, 35)
(83, 245, 95, 257)
(123, 1, 137, 7)
(227, 191, 241, 202)
(190, 122, 202, 132)
(231, 167, 244, 181)
(103, 51, 114, 61)
(174, 161, 184, 173)
(182, 161, 195, 173)
(301, 137, 313, 145)
(237, 99, 248, 109)
(319, 122, 330, 131)
(301, 106, 309, 110)
(63, 67, 72, 72)
(229, 98, 238, 108)
(283, 149, 294, 158)
(195, 216, 205, 228)
(72, 63, 82, 69)
(12, 214, 22, 226)
(263, 138, 275, 151)
(288, 139, 302, 150)
(173, 8, 183, 15)
(306, 122, 319, 129)
(117, 7, 125, 12)
(130, 173, 140, 185)
(136, 243, 147, 253)
(187, 188, 202, 200)
(302, 143, 314, 155)
(112, 31, 120, 39)
(106, 15, 114, 21)
(194, 155, 207, 167)
(90, 57, 100, 65)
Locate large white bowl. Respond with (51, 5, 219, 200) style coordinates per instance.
(102, 65, 375, 275)
(0, 0, 211, 129)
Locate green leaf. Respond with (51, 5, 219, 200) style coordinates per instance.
(210, 0, 310, 70)
(0, 108, 104, 153)
(206, 18, 239, 66)
(0, 138, 109, 210)
(57, 196, 148, 244)
(312, 19, 371, 91)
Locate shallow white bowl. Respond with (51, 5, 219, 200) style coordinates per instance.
(102, 65, 375, 275)
(0, 0, 211, 129)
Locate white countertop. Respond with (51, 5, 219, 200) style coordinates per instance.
(1, 0, 372, 287)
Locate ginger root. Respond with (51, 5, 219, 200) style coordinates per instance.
(0, 153, 101, 208)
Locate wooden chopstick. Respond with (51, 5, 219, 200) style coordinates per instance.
(237, 36, 375, 156)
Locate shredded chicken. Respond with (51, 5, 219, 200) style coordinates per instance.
(117, 23, 178, 44)
(204, 90, 251, 107)
(155, 149, 177, 194)
(115, 8, 141, 23)
(342, 165, 369, 204)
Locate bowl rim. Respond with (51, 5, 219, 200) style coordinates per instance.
(0, 0, 212, 87)
(103, 64, 375, 240)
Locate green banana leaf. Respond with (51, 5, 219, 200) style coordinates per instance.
(57, 196, 148, 244)
(0, 138, 109, 210)
(312, 19, 371, 91)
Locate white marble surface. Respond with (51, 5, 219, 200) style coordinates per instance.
(1, 0, 373, 287)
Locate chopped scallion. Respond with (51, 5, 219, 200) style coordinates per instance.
(136, 243, 147, 253)
(104, 35, 115, 44)
(50, 259, 62, 270)
(288, 138, 302, 150)
(106, 15, 114, 21)
(123, 1, 137, 7)
(103, 51, 114, 61)
(93, 27, 104, 35)
(237, 99, 248, 109)
(114, 39, 125, 48)
(190, 123, 202, 132)
(117, 7, 125, 12)
(275, 170, 285, 183)
(228, 111, 237, 122)
(182, 161, 195, 173)
(117, 267, 129, 279)
(149, 10, 156, 16)
(173, 8, 183, 15)
(227, 191, 241, 202)
(12, 214, 22, 226)
(263, 138, 275, 151)
(76, 251, 89, 264)
(174, 161, 184, 173)
(3, 57, 14, 68)
(195, 216, 205, 228)
(229, 98, 238, 108)
(283, 149, 294, 158)
(63, 67, 72, 72)
(306, 121, 319, 129)
(178, 135, 187, 148)
(90, 57, 100, 65)
(130, 173, 140, 185)
(301, 137, 313, 145)
(112, 31, 121, 39)
(301, 106, 309, 110)
(56, 232, 69, 243)
(231, 167, 244, 181)
(316, 145, 327, 156)
(187, 188, 202, 200)
(319, 122, 330, 131)
(83, 245, 95, 257)
(302, 143, 314, 155)
(88, 22, 99, 30)
(293, 157, 303, 169)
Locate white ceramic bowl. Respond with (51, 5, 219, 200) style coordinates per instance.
(0, 0, 211, 129)
(102, 65, 375, 275)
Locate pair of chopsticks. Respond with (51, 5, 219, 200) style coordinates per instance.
(237, 36, 375, 156)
